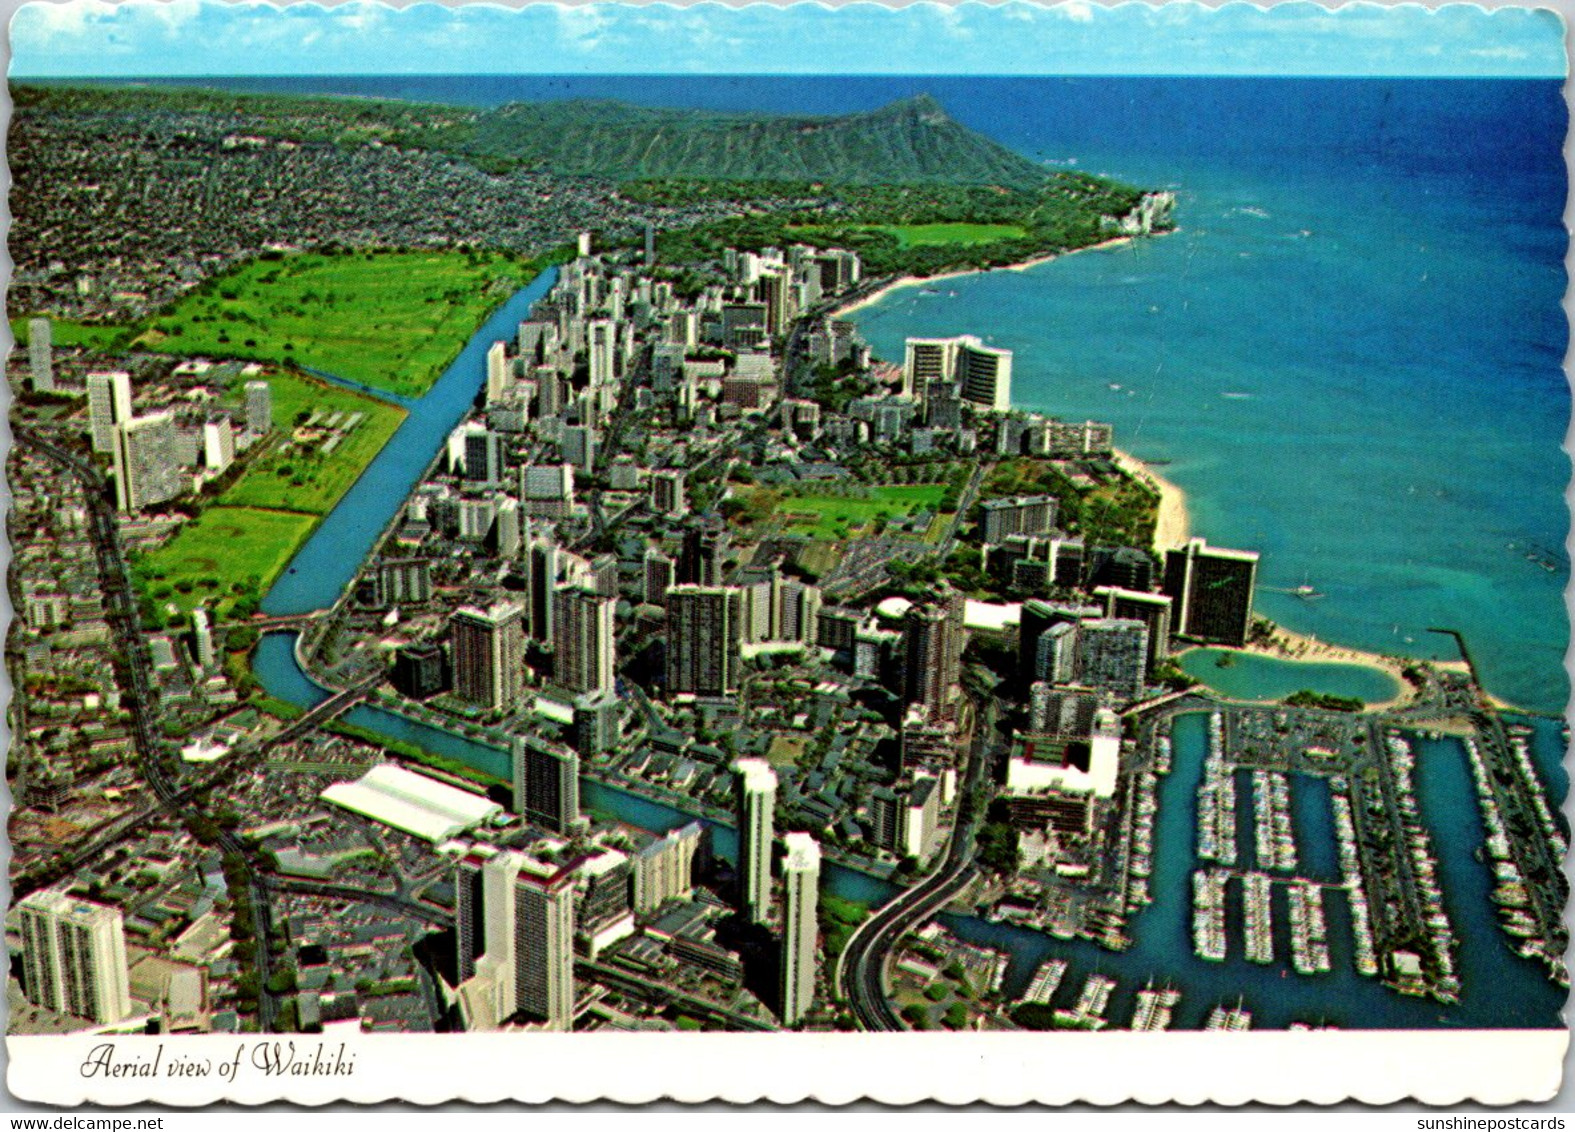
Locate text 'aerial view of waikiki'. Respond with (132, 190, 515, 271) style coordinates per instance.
(4, 0, 1570, 1077)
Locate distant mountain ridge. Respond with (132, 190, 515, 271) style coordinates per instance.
(16, 83, 1053, 186)
(426, 93, 1054, 185)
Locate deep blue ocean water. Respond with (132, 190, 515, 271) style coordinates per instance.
(106, 73, 1571, 715)
(193, 74, 1570, 1027)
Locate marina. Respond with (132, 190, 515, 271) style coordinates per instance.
(1288, 880, 1332, 976)
(1242, 871, 1274, 965)
(1054, 974, 1117, 1030)
(1195, 713, 1237, 865)
(1017, 959, 1069, 1007)
(1191, 868, 1228, 962)
(1205, 1002, 1253, 1032)
(1129, 982, 1181, 1032)
(1251, 770, 1298, 873)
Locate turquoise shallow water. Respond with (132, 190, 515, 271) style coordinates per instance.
(845, 80, 1570, 717)
(1177, 649, 1401, 705)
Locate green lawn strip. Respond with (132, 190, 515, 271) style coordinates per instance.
(135, 249, 532, 398)
(879, 223, 1031, 247)
(136, 506, 318, 620)
(736, 482, 949, 539)
(10, 316, 134, 353)
(790, 222, 1029, 249)
(217, 369, 406, 515)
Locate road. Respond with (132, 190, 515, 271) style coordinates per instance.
(577, 959, 776, 1032)
(835, 696, 997, 1031)
(10, 426, 380, 1030)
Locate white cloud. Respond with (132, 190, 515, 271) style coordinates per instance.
(554, 4, 613, 52)
(1469, 45, 1529, 60)
(1057, 1, 1095, 25)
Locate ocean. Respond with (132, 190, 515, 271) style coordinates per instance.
(105, 73, 1571, 715)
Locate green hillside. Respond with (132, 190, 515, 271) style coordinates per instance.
(15, 84, 1050, 187)
(424, 94, 1052, 186)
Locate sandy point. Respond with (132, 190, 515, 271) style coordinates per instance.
(1241, 624, 1431, 712)
(1109, 447, 1190, 552)
(828, 235, 1141, 319)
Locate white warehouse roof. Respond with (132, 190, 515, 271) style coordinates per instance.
(964, 600, 1020, 633)
(321, 763, 503, 844)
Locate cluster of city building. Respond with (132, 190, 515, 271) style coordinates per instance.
(10, 101, 741, 323)
(7, 230, 1306, 1037)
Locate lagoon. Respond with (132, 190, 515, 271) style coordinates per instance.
(1178, 649, 1401, 706)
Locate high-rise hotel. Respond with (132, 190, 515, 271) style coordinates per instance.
(780, 832, 822, 1027)
(733, 758, 778, 925)
(1162, 537, 1259, 648)
(17, 891, 132, 1025)
(902, 335, 1013, 413)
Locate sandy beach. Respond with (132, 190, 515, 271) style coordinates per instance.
(830, 231, 1526, 716)
(1109, 447, 1189, 552)
(827, 235, 1138, 320)
(1233, 625, 1418, 712)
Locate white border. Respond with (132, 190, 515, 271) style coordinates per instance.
(2, 0, 1572, 1112)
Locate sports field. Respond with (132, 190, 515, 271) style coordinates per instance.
(135, 249, 531, 397)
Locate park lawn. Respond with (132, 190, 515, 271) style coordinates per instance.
(216, 369, 406, 515)
(137, 506, 318, 619)
(877, 223, 1030, 247)
(10, 315, 134, 353)
(788, 222, 1029, 249)
(734, 482, 951, 539)
(134, 248, 532, 398)
(765, 734, 809, 767)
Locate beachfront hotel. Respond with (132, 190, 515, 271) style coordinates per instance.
(903, 334, 1014, 413)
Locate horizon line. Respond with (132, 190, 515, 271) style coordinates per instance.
(11, 70, 1566, 81)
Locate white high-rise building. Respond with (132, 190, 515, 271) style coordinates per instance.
(900, 335, 1012, 413)
(956, 339, 1012, 413)
(457, 851, 578, 1031)
(202, 417, 235, 473)
(28, 318, 53, 393)
(86, 370, 133, 453)
(902, 337, 956, 401)
(485, 341, 510, 405)
(631, 822, 703, 915)
(512, 856, 577, 1031)
(733, 758, 778, 925)
(587, 319, 616, 388)
(17, 891, 132, 1025)
(244, 380, 272, 436)
(112, 413, 185, 513)
(780, 832, 822, 1027)
(191, 606, 216, 671)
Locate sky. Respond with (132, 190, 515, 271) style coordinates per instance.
(6, 0, 1569, 79)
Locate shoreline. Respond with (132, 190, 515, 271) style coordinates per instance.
(1109, 447, 1190, 552)
(833, 230, 1531, 716)
(827, 235, 1137, 320)
(1194, 630, 1416, 713)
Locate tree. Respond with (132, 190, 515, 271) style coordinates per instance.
(976, 821, 1021, 875)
